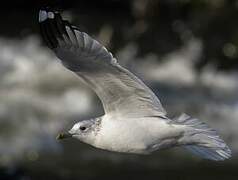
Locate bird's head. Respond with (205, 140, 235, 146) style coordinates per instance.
(57, 119, 100, 145)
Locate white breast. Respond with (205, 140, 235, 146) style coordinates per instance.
(93, 115, 181, 154)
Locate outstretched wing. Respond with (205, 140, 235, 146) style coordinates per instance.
(39, 9, 167, 118)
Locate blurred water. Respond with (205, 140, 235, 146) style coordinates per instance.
(0, 35, 237, 179)
(0, 36, 97, 166)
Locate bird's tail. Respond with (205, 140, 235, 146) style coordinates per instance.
(175, 113, 231, 161)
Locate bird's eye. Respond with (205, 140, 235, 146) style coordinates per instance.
(80, 126, 86, 131)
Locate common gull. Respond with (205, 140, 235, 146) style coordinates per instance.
(39, 9, 231, 161)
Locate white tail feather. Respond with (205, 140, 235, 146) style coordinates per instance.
(175, 113, 231, 161)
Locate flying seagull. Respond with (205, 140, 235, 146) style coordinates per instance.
(39, 9, 231, 161)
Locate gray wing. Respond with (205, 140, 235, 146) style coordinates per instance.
(39, 9, 167, 118)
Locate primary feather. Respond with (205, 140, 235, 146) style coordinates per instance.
(39, 9, 166, 118)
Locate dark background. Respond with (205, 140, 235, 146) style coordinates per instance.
(0, 0, 238, 180)
(1, 0, 238, 71)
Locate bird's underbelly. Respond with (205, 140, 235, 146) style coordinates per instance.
(93, 118, 182, 154)
(95, 133, 151, 154)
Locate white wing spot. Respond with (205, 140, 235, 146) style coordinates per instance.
(39, 10, 48, 22)
(48, 12, 55, 19)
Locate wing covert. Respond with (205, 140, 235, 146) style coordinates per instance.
(39, 9, 167, 118)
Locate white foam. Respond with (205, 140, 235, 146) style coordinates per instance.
(0, 36, 94, 165)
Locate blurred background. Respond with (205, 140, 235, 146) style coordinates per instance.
(0, 0, 238, 179)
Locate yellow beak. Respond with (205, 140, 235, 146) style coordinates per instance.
(56, 132, 72, 140)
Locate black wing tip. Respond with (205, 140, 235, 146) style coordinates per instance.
(39, 8, 62, 49)
(39, 8, 61, 23)
(39, 7, 78, 50)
